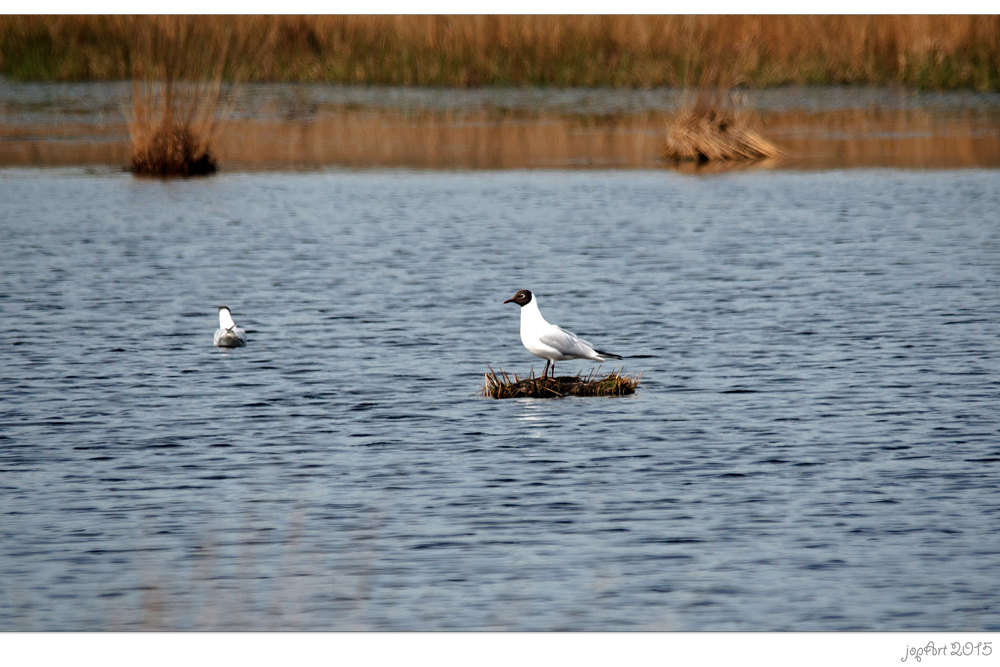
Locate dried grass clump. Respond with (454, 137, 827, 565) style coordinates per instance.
(127, 80, 219, 176)
(661, 88, 782, 165)
(482, 365, 641, 399)
(125, 17, 231, 177)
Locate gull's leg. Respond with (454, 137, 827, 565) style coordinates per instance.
(550, 361, 555, 378)
(542, 360, 550, 378)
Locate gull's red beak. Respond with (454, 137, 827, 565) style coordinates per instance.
(503, 297, 515, 304)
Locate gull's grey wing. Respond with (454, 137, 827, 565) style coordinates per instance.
(538, 326, 597, 357)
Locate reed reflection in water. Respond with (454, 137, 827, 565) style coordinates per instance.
(1, 85, 999, 170)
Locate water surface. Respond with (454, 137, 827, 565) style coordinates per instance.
(1, 167, 999, 630)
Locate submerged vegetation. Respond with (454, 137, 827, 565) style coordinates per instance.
(1, 16, 999, 91)
(482, 366, 641, 399)
(661, 87, 783, 164)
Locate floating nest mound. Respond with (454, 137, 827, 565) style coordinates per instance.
(661, 88, 782, 165)
(482, 366, 641, 399)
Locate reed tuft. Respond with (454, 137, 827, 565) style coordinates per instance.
(661, 87, 782, 164)
(127, 80, 219, 176)
(124, 17, 234, 176)
(482, 365, 642, 399)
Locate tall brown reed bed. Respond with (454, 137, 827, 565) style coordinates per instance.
(482, 365, 641, 399)
(2, 16, 999, 90)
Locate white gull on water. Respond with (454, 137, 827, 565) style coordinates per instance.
(503, 289, 622, 378)
(214, 306, 247, 348)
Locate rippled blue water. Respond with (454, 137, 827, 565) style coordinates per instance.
(1, 167, 999, 630)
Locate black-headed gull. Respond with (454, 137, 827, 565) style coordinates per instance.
(503, 289, 622, 378)
(214, 306, 247, 348)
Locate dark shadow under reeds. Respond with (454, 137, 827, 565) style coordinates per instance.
(482, 365, 641, 399)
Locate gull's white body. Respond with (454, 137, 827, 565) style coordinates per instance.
(518, 294, 608, 364)
(214, 307, 247, 348)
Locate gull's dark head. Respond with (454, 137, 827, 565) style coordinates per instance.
(503, 289, 533, 307)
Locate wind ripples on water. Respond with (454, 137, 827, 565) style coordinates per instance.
(1, 168, 998, 630)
